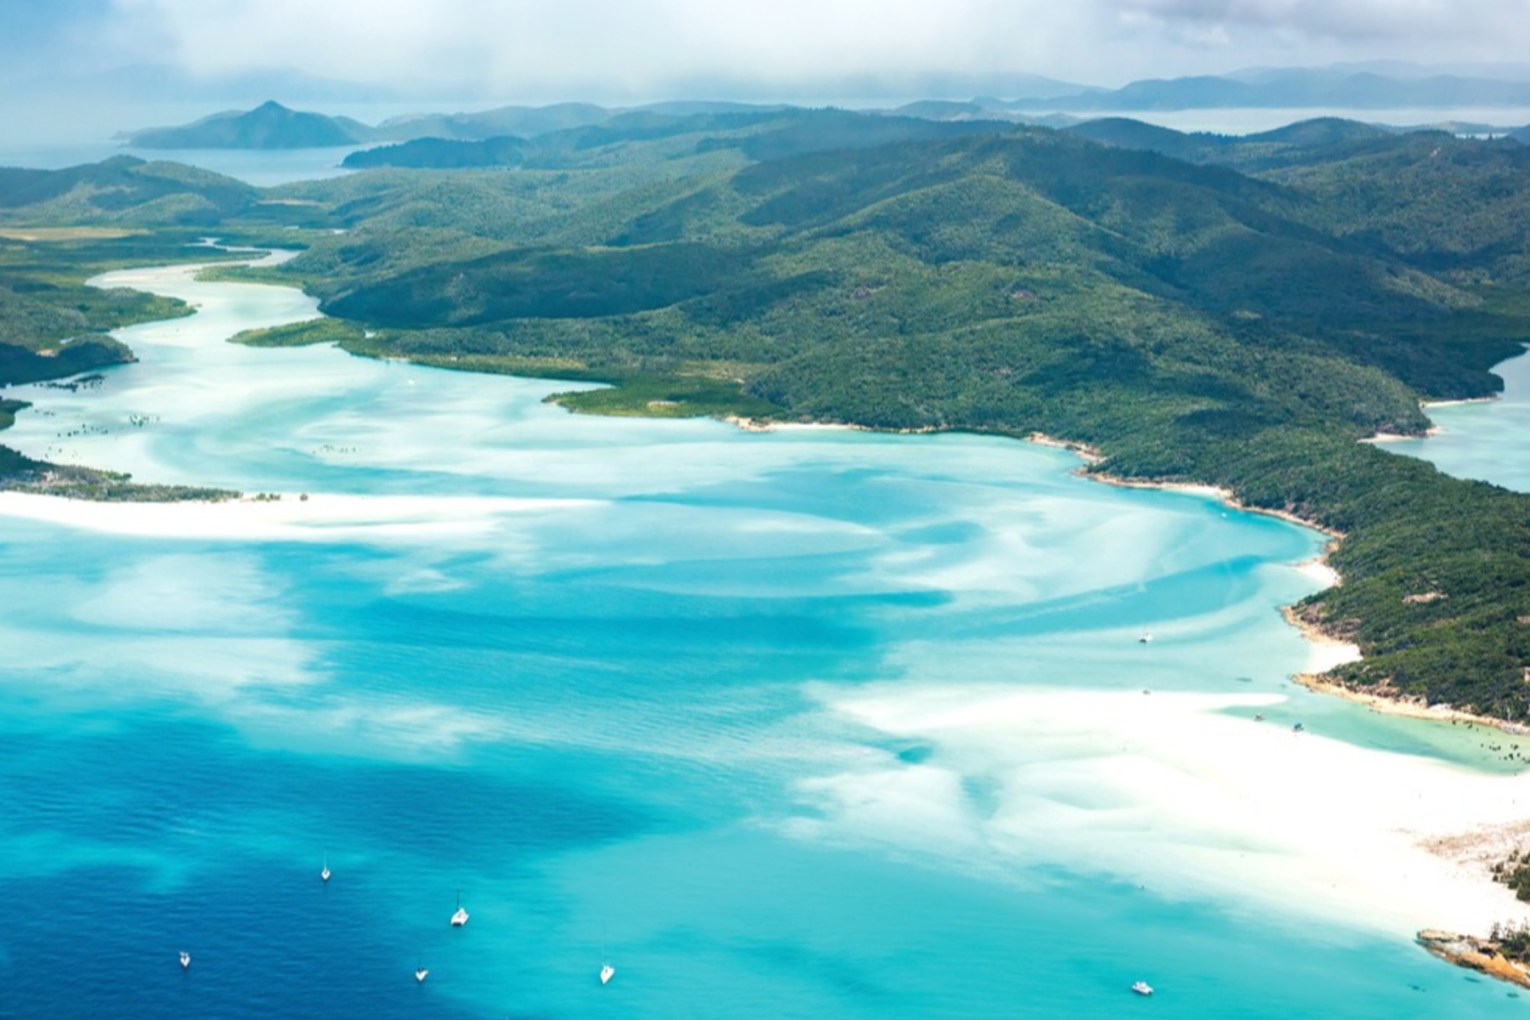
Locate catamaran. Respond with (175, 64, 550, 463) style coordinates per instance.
(1131, 980, 1153, 996)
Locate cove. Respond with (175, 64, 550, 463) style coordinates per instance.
(1381, 346, 1530, 493)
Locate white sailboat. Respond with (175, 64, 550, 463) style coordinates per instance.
(600, 963, 615, 985)
(1131, 980, 1154, 996)
(179, 951, 191, 970)
(320, 853, 331, 883)
(415, 967, 429, 983)
(450, 889, 469, 927)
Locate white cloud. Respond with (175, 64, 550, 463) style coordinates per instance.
(49, 0, 1530, 95)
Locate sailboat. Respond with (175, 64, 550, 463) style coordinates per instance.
(600, 963, 615, 985)
(179, 951, 191, 970)
(450, 889, 469, 927)
(415, 967, 429, 983)
(1131, 980, 1154, 996)
(320, 853, 331, 883)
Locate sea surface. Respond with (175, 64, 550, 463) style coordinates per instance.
(1383, 347, 1530, 492)
(1, 260, 1528, 1018)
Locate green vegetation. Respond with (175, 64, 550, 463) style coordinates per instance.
(1493, 850, 1530, 902)
(1, 113, 1528, 714)
(0, 398, 27, 431)
(1491, 922, 1530, 964)
(0, 461, 237, 502)
(547, 371, 784, 419)
(341, 135, 533, 170)
(230, 317, 365, 347)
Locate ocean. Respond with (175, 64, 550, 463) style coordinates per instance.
(0, 262, 1527, 1018)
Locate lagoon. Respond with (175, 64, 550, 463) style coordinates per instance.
(1, 261, 1528, 1017)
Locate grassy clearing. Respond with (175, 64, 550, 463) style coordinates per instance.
(0, 227, 147, 241)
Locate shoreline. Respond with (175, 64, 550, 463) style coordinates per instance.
(1366, 427, 1442, 443)
(1084, 468, 1346, 541)
(1289, 666, 1530, 737)
(724, 414, 939, 436)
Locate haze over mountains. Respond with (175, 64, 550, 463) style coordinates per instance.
(114, 93, 1530, 179)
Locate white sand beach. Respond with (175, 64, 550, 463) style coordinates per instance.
(797, 683, 1530, 940)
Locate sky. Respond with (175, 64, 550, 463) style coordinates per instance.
(4, 0, 1530, 101)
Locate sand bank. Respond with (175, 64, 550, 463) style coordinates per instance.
(0, 490, 591, 543)
(799, 683, 1530, 940)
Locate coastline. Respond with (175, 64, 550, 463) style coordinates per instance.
(1289, 665, 1530, 736)
(724, 414, 939, 436)
(16, 255, 1530, 976)
(1084, 468, 1346, 541)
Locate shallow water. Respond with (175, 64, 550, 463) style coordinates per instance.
(1383, 348, 1530, 492)
(1, 263, 1527, 1017)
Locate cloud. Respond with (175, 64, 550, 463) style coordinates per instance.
(105, 0, 1089, 91)
(15, 0, 1530, 95)
(1115, 0, 1530, 47)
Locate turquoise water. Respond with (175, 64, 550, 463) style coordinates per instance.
(1, 263, 1528, 1017)
(1384, 347, 1530, 492)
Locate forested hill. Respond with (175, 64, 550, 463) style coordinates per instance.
(255, 122, 1530, 718)
(123, 101, 373, 149)
(2, 116, 1528, 718)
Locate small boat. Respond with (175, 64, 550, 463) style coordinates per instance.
(1138, 632, 1153, 644)
(321, 854, 331, 883)
(180, 951, 191, 970)
(600, 963, 615, 986)
(450, 889, 469, 928)
(415, 968, 429, 984)
(1131, 980, 1153, 996)
(1292, 722, 1305, 733)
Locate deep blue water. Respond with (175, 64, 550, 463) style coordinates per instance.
(1, 265, 1528, 1018)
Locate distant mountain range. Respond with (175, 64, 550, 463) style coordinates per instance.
(122, 100, 801, 150)
(1001, 68, 1530, 112)
(125, 82, 1530, 163)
